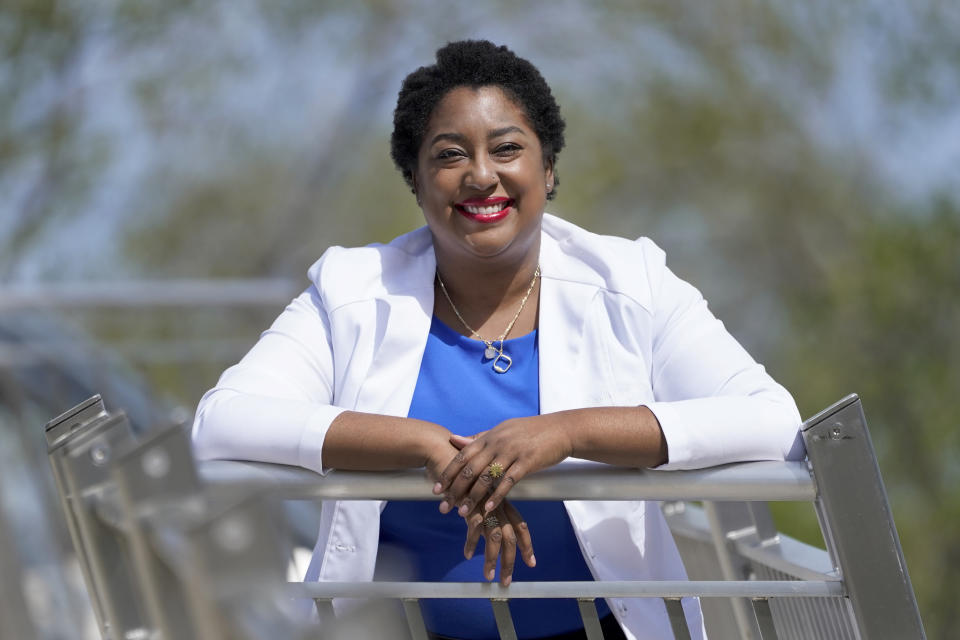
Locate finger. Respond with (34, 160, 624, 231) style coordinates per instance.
(439, 498, 450, 513)
(463, 511, 484, 560)
(499, 521, 517, 587)
(437, 448, 476, 508)
(449, 430, 490, 451)
(438, 439, 488, 494)
(438, 449, 468, 493)
(483, 462, 524, 514)
(450, 451, 500, 516)
(463, 468, 497, 516)
(483, 516, 502, 582)
(502, 501, 535, 568)
(448, 434, 474, 449)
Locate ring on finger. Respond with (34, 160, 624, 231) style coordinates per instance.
(483, 515, 500, 529)
(488, 461, 505, 479)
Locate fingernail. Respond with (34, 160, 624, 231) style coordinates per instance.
(487, 569, 495, 581)
(529, 554, 536, 567)
(484, 501, 494, 513)
(503, 576, 512, 587)
(465, 551, 473, 559)
(439, 501, 449, 513)
(433, 482, 442, 494)
(458, 504, 470, 516)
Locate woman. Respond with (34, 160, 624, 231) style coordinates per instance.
(192, 40, 804, 640)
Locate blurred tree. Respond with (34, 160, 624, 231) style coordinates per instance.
(123, 5, 420, 279)
(0, 0, 198, 278)
(1, 0, 95, 276)
(780, 200, 960, 634)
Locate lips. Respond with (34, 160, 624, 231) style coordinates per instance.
(455, 197, 514, 223)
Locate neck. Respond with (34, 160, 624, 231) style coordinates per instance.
(433, 247, 541, 341)
(433, 243, 541, 310)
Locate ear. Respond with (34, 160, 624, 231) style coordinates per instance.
(544, 158, 555, 194)
(411, 172, 421, 205)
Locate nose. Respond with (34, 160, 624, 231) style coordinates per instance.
(464, 153, 499, 191)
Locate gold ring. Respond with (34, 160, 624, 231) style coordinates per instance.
(484, 515, 500, 529)
(488, 462, 504, 479)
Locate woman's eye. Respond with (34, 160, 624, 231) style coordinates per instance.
(437, 149, 465, 160)
(495, 143, 521, 156)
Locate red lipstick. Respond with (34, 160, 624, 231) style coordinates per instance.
(455, 197, 514, 223)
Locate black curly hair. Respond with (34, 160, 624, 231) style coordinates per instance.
(391, 40, 566, 200)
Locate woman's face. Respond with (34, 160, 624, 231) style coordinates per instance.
(414, 85, 553, 268)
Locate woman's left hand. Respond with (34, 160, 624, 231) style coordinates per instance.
(463, 498, 536, 586)
(434, 415, 574, 517)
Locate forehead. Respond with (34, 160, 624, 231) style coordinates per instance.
(425, 85, 533, 138)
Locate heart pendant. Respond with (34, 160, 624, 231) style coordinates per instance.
(483, 345, 497, 360)
(492, 352, 512, 373)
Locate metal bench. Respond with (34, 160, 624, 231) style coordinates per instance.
(44, 394, 925, 639)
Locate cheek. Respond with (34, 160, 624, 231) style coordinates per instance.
(420, 175, 453, 204)
(519, 171, 549, 202)
(508, 165, 545, 193)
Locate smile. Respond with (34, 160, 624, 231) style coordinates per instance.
(455, 197, 514, 223)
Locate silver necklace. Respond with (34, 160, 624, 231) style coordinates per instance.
(435, 265, 541, 374)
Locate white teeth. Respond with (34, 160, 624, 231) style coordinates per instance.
(464, 202, 508, 215)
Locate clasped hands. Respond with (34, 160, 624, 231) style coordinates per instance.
(427, 415, 574, 586)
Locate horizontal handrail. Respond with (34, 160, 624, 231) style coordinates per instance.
(198, 459, 816, 502)
(0, 279, 299, 310)
(289, 580, 843, 600)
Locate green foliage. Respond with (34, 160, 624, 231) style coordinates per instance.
(779, 201, 960, 634)
(1, 0, 88, 274)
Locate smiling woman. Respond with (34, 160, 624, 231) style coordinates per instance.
(191, 40, 804, 640)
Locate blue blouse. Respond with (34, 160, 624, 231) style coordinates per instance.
(376, 316, 609, 639)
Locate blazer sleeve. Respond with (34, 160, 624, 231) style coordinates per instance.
(638, 238, 805, 469)
(191, 286, 345, 475)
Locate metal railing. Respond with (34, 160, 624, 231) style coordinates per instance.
(42, 394, 925, 640)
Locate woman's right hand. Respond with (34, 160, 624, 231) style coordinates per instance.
(462, 499, 535, 586)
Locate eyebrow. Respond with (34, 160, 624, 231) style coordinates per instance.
(429, 126, 527, 147)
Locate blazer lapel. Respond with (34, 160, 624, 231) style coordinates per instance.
(352, 245, 436, 418)
(538, 232, 596, 415)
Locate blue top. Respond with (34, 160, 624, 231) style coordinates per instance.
(376, 316, 609, 639)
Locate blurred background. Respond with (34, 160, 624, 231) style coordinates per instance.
(2, 0, 958, 638)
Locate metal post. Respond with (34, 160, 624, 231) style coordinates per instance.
(751, 598, 780, 640)
(663, 598, 693, 640)
(314, 599, 335, 626)
(45, 396, 112, 637)
(53, 408, 150, 639)
(576, 598, 605, 640)
(402, 598, 430, 640)
(703, 502, 762, 640)
(490, 599, 518, 640)
(111, 422, 202, 639)
(802, 395, 926, 639)
(176, 491, 293, 640)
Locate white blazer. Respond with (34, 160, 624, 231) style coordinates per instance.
(193, 214, 803, 639)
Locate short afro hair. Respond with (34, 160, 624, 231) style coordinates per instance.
(391, 40, 566, 200)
